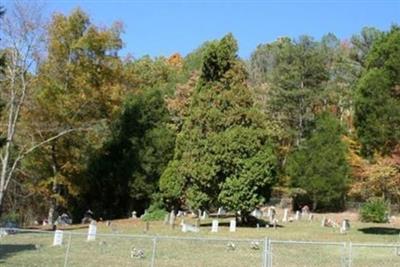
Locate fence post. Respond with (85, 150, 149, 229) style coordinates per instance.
(150, 236, 158, 267)
(348, 242, 352, 267)
(63, 232, 72, 267)
(263, 237, 271, 267)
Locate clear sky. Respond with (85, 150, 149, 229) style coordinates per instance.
(4, 0, 400, 59)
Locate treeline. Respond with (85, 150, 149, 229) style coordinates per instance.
(0, 4, 399, 224)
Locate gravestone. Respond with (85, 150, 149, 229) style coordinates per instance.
(301, 205, 310, 217)
(268, 207, 276, 222)
(87, 221, 97, 241)
(211, 219, 219, 232)
(131, 211, 137, 219)
(217, 207, 226, 216)
(144, 221, 150, 232)
(163, 214, 170, 225)
(57, 213, 72, 225)
(181, 223, 199, 233)
(201, 211, 208, 220)
(82, 209, 93, 224)
(321, 217, 327, 227)
(197, 209, 202, 218)
(282, 208, 288, 223)
(267, 207, 272, 218)
(177, 210, 184, 217)
(229, 219, 236, 232)
(308, 213, 314, 221)
(251, 208, 262, 219)
(195, 218, 200, 228)
(169, 211, 176, 228)
(340, 219, 350, 234)
(295, 210, 300, 221)
(52, 230, 63, 246)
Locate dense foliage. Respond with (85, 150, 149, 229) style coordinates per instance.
(360, 198, 389, 223)
(286, 113, 349, 211)
(0, 4, 399, 223)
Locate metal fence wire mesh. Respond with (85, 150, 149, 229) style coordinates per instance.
(1, 228, 400, 267)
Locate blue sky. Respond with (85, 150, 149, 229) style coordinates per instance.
(4, 0, 400, 59)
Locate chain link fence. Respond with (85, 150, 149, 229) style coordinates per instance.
(1, 228, 400, 266)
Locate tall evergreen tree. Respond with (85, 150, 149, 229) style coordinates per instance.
(286, 113, 349, 211)
(160, 34, 278, 221)
(354, 26, 400, 156)
(84, 89, 175, 219)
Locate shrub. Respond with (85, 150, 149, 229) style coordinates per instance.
(360, 198, 389, 223)
(141, 208, 167, 221)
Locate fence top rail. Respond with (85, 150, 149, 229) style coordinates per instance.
(351, 242, 400, 248)
(2, 227, 399, 247)
(270, 240, 346, 246)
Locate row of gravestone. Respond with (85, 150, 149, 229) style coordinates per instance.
(52, 220, 97, 246)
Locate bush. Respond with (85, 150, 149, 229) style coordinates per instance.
(141, 208, 167, 221)
(360, 198, 389, 223)
(0, 211, 21, 227)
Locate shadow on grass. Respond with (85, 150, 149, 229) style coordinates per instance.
(0, 244, 36, 261)
(358, 227, 400, 235)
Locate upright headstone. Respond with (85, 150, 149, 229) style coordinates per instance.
(340, 219, 350, 233)
(251, 208, 262, 219)
(217, 207, 226, 216)
(282, 208, 288, 223)
(229, 219, 236, 232)
(169, 211, 176, 228)
(53, 230, 63, 246)
(131, 211, 137, 219)
(144, 221, 150, 232)
(197, 209, 202, 218)
(201, 211, 208, 220)
(267, 207, 272, 218)
(87, 221, 97, 241)
(321, 217, 327, 227)
(308, 213, 314, 221)
(163, 214, 170, 225)
(211, 219, 219, 233)
(295, 210, 300, 221)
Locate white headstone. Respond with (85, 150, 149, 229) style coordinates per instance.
(217, 207, 225, 216)
(182, 223, 199, 233)
(321, 217, 327, 227)
(211, 219, 219, 232)
(229, 219, 236, 232)
(169, 211, 176, 225)
(201, 211, 208, 220)
(340, 219, 350, 233)
(295, 210, 300, 221)
(53, 230, 63, 246)
(87, 222, 97, 241)
(267, 207, 272, 218)
(282, 208, 288, 223)
(251, 208, 262, 219)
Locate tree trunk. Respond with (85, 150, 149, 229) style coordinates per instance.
(48, 143, 59, 225)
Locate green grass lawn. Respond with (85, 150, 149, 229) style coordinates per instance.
(1, 215, 400, 266)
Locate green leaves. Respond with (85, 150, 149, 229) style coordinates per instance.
(160, 34, 278, 215)
(354, 26, 400, 157)
(286, 113, 349, 211)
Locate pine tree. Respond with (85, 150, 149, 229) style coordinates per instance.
(160, 34, 278, 220)
(286, 113, 349, 211)
(354, 26, 400, 156)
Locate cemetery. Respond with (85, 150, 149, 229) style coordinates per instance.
(0, 1, 399, 266)
(1, 207, 400, 266)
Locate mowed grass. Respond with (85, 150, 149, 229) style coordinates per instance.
(1, 213, 400, 266)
